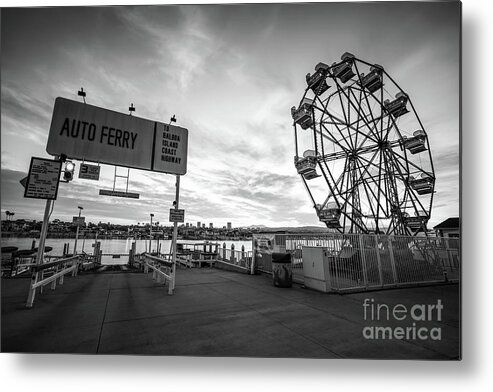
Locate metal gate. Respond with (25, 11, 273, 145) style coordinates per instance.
(253, 233, 460, 292)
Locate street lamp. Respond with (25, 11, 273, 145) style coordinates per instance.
(74, 206, 84, 254)
(149, 213, 154, 254)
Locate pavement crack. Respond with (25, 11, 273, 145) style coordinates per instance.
(96, 276, 112, 354)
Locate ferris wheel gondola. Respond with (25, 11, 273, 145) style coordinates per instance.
(291, 52, 435, 235)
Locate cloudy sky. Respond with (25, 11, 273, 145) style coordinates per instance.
(1, 1, 460, 228)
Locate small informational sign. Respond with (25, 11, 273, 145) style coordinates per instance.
(169, 209, 185, 222)
(46, 97, 188, 175)
(253, 234, 275, 254)
(72, 216, 86, 226)
(99, 189, 140, 199)
(153, 123, 188, 175)
(24, 157, 62, 200)
(79, 163, 100, 180)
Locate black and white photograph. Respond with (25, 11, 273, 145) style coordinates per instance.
(1, 0, 463, 366)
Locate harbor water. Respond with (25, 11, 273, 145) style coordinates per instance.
(1, 237, 253, 265)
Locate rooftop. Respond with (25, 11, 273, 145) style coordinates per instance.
(433, 217, 460, 230)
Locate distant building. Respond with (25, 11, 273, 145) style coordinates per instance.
(433, 217, 460, 238)
(227, 222, 232, 230)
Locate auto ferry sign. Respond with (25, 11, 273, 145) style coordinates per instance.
(46, 97, 188, 175)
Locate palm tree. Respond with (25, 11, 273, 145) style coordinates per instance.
(5, 211, 14, 231)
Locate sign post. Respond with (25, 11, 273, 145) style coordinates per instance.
(170, 175, 180, 294)
(26, 198, 53, 308)
(73, 207, 84, 254)
(25, 157, 62, 308)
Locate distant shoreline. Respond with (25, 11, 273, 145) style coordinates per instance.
(0, 232, 253, 241)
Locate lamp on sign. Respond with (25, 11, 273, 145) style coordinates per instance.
(63, 161, 75, 182)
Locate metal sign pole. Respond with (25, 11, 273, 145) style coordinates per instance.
(170, 174, 180, 295)
(74, 208, 82, 254)
(149, 213, 154, 254)
(26, 198, 52, 308)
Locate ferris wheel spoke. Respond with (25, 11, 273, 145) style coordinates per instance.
(334, 83, 358, 150)
(382, 112, 394, 142)
(351, 61, 383, 140)
(391, 148, 433, 176)
(353, 87, 363, 147)
(354, 158, 379, 221)
(347, 111, 386, 134)
(354, 152, 390, 216)
(337, 185, 370, 233)
(318, 104, 354, 149)
(324, 111, 379, 146)
(387, 151, 423, 212)
(337, 83, 380, 144)
(382, 149, 401, 213)
(334, 157, 350, 198)
(376, 147, 384, 230)
(385, 149, 430, 217)
(315, 95, 355, 151)
(318, 121, 352, 152)
(361, 91, 383, 140)
(335, 85, 350, 136)
(346, 86, 382, 140)
(383, 115, 405, 143)
(319, 155, 347, 207)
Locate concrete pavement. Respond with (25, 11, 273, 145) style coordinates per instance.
(1, 267, 460, 359)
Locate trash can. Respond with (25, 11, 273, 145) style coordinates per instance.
(271, 252, 292, 288)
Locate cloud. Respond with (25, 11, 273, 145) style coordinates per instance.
(1, 84, 54, 145)
(116, 5, 226, 91)
(0, 3, 460, 228)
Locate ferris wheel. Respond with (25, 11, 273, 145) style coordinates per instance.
(291, 52, 435, 235)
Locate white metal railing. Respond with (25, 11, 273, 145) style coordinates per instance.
(141, 253, 175, 295)
(252, 233, 460, 292)
(26, 255, 84, 308)
(1, 252, 36, 278)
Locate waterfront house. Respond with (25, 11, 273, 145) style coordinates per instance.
(433, 217, 460, 238)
